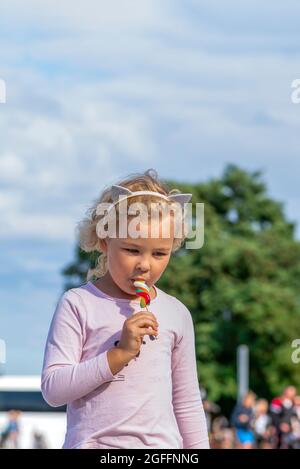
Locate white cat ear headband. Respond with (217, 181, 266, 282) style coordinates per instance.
(96, 184, 192, 216)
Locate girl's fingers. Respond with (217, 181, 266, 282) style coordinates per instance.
(132, 319, 158, 331)
(131, 312, 158, 322)
(130, 316, 158, 327)
(139, 327, 158, 336)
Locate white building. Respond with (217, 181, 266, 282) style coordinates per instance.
(0, 375, 66, 449)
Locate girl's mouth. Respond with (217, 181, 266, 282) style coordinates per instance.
(130, 278, 150, 286)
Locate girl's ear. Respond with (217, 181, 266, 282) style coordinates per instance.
(99, 238, 108, 253)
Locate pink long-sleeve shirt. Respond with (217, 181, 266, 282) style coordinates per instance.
(41, 280, 209, 449)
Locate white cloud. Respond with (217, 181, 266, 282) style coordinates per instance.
(0, 190, 22, 210)
(0, 71, 159, 241)
(0, 152, 26, 182)
(14, 258, 61, 273)
(0, 0, 166, 33)
(1, 212, 75, 240)
(0, 0, 299, 245)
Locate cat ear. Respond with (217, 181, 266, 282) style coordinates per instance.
(111, 185, 132, 203)
(95, 185, 132, 216)
(168, 193, 192, 207)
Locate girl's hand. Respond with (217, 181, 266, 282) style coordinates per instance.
(117, 311, 159, 357)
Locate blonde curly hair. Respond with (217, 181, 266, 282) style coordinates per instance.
(76, 168, 189, 281)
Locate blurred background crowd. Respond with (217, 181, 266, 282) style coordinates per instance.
(206, 385, 300, 449)
(1, 385, 300, 449)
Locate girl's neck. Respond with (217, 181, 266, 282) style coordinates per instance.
(93, 272, 156, 301)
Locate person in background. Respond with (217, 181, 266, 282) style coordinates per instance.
(259, 424, 278, 449)
(210, 415, 231, 449)
(293, 395, 300, 421)
(32, 430, 48, 449)
(231, 391, 256, 449)
(270, 385, 297, 449)
(0, 410, 21, 449)
(253, 399, 271, 448)
(286, 394, 300, 449)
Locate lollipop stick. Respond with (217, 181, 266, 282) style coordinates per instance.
(145, 305, 158, 340)
(133, 280, 158, 340)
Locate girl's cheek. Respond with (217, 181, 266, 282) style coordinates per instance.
(118, 253, 133, 268)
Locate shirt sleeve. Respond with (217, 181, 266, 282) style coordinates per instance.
(171, 301, 210, 449)
(41, 291, 114, 407)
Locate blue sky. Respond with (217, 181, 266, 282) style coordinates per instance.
(0, 0, 300, 375)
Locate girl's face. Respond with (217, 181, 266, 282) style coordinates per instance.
(100, 213, 175, 296)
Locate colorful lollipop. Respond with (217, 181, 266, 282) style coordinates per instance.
(133, 279, 151, 309)
(133, 279, 157, 339)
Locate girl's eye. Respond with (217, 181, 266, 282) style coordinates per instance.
(122, 248, 167, 256)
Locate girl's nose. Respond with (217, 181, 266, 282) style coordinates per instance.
(136, 256, 150, 272)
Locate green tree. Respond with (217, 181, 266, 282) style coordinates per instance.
(62, 165, 300, 410)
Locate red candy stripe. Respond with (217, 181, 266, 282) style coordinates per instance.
(136, 291, 150, 305)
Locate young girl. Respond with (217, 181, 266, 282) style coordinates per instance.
(41, 169, 209, 449)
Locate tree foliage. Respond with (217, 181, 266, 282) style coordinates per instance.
(62, 165, 300, 406)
